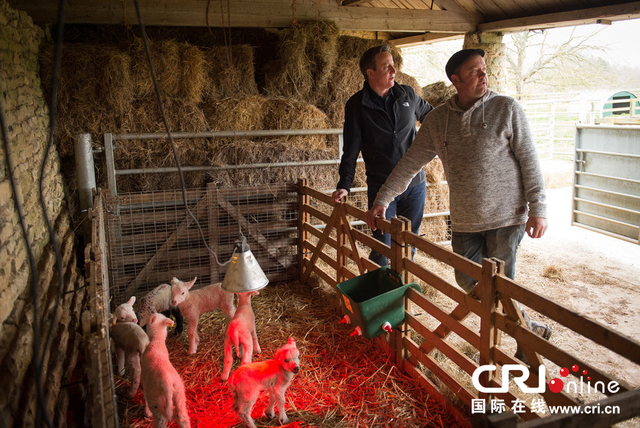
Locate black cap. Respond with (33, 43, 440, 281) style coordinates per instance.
(445, 49, 485, 81)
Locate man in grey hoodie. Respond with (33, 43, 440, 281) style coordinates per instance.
(366, 49, 551, 360)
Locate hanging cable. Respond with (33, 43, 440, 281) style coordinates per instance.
(132, 0, 235, 266)
(39, 0, 66, 387)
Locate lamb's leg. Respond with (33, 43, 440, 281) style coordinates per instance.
(144, 391, 153, 418)
(237, 400, 258, 428)
(266, 390, 276, 419)
(174, 386, 191, 428)
(240, 342, 253, 365)
(276, 389, 289, 425)
(126, 353, 141, 398)
(152, 412, 168, 428)
(221, 336, 234, 381)
(251, 329, 261, 354)
(116, 347, 125, 376)
(187, 317, 199, 354)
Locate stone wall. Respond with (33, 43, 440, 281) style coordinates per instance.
(0, 1, 87, 426)
(464, 31, 507, 94)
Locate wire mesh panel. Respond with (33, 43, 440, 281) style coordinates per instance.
(104, 183, 299, 306)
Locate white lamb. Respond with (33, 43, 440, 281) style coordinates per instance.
(170, 277, 236, 354)
(221, 291, 261, 381)
(135, 283, 184, 333)
(109, 321, 149, 398)
(141, 313, 190, 428)
(113, 296, 138, 324)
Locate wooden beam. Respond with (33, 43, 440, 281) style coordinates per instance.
(392, 32, 464, 46)
(341, 0, 375, 6)
(9, 0, 479, 33)
(478, 1, 640, 32)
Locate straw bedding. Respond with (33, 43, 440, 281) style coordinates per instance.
(115, 280, 465, 427)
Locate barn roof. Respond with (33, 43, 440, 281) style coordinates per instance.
(7, 0, 640, 46)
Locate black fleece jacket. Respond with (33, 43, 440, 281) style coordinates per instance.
(337, 82, 433, 192)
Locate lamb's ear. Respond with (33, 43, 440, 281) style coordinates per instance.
(111, 314, 117, 326)
(187, 277, 197, 289)
(287, 337, 295, 345)
(163, 318, 175, 328)
(149, 313, 158, 325)
(171, 277, 179, 286)
(127, 296, 136, 305)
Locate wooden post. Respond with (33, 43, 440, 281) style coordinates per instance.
(336, 203, 347, 285)
(390, 216, 410, 366)
(478, 258, 499, 403)
(297, 179, 310, 282)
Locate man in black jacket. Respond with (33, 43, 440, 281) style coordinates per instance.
(332, 44, 434, 266)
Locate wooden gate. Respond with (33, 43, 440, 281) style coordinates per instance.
(298, 179, 640, 427)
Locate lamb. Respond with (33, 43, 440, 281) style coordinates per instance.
(170, 277, 236, 354)
(135, 283, 184, 334)
(113, 296, 138, 324)
(141, 313, 190, 428)
(109, 321, 149, 398)
(221, 291, 261, 381)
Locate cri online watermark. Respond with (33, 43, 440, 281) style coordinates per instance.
(470, 363, 621, 415)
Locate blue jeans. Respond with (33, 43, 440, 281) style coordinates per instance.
(368, 182, 426, 266)
(451, 224, 526, 293)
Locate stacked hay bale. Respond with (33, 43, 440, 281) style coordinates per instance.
(43, 21, 449, 241)
(422, 81, 457, 107)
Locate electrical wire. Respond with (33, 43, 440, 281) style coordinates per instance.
(39, 0, 66, 395)
(132, 0, 235, 267)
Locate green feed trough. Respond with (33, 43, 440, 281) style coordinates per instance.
(337, 266, 421, 339)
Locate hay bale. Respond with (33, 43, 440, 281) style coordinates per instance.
(202, 95, 268, 132)
(424, 157, 445, 184)
(180, 43, 207, 104)
(262, 98, 330, 149)
(336, 36, 403, 70)
(323, 101, 345, 129)
(325, 58, 363, 106)
(114, 98, 213, 192)
(422, 81, 457, 107)
(203, 45, 258, 100)
(264, 20, 339, 104)
(395, 71, 423, 98)
(130, 38, 182, 100)
(208, 141, 338, 189)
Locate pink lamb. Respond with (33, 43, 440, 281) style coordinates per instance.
(221, 291, 261, 381)
(170, 277, 236, 354)
(141, 313, 190, 428)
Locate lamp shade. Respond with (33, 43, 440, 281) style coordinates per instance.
(221, 235, 269, 293)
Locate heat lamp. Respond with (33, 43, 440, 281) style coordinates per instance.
(221, 234, 269, 293)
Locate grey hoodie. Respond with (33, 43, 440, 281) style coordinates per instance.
(373, 89, 546, 233)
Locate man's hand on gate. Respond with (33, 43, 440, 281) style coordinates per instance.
(366, 205, 386, 231)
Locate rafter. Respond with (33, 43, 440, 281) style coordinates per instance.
(10, 0, 479, 33)
(478, 1, 640, 32)
(391, 31, 464, 46)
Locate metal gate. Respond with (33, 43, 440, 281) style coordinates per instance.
(572, 124, 640, 244)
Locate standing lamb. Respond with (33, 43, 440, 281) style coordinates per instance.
(110, 321, 149, 398)
(221, 291, 261, 381)
(135, 283, 184, 333)
(141, 313, 190, 428)
(170, 277, 236, 354)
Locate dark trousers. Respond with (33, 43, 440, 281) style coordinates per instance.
(368, 182, 426, 267)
